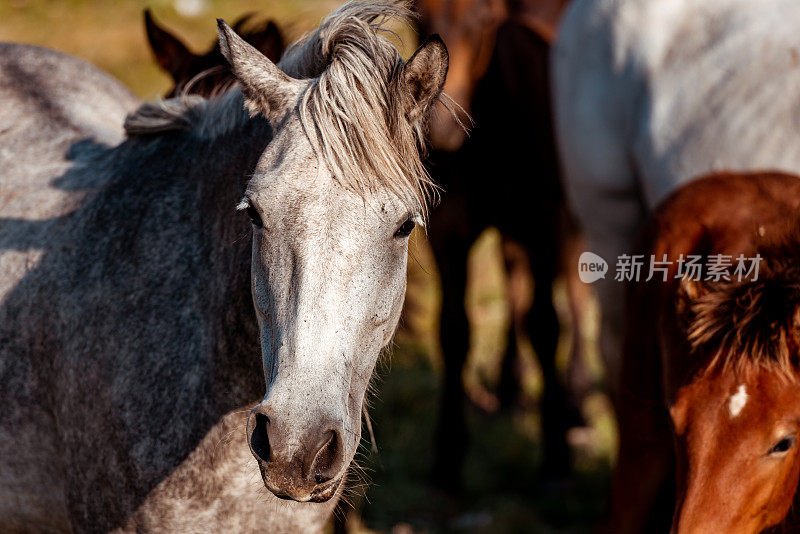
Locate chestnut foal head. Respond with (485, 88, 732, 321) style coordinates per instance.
(670, 258, 800, 533)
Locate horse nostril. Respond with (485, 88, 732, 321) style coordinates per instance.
(250, 412, 271, 463)
(312, 430, 340, 485)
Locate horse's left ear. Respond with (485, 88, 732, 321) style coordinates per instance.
(217, 19, 301, 122)
(399, 34, 449, 123)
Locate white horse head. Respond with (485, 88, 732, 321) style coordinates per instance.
(218, 2, 448, 502)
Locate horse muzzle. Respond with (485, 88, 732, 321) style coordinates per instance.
(247, 406, 347, 502)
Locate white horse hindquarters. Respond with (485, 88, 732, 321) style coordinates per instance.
(552, 0, 647, 394)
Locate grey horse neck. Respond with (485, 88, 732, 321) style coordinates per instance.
(81, 116, 271, 407)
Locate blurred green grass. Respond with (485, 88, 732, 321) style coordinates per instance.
(357, 230, 614, 533)
(349, 360, 613, 534)
(1, 3, 615, 531)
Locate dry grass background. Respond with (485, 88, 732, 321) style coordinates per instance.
(0, 0, 341, 97)
(1, 2, 615, 531)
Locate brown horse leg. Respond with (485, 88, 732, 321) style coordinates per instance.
(497, 325, 522, 408)
(432, 236, 472, 490)
(562, 227, 594, 409)
(497, 238, 532, 408)
(528, 248, 573, 478)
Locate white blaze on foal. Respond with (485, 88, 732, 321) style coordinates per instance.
(729, 385, 748, 418)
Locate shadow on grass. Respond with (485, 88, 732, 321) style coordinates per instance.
(348, 352, 611, 534)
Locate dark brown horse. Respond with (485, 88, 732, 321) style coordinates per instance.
(415, 0, 587, 487)
(144, 9, 284, 98)
(609, 171, 800, 533)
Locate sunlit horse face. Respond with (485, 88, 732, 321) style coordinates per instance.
(670, 364, 800, 532)
(217, 16, 447, 502)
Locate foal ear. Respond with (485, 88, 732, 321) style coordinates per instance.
(244, 20, 285, 63)
(399, 34, 449, 123)
(675, 275, 710, 326)
(217, 19, 300, 121)
(678, 276, 710, 302)
(144, 10, 194, 80)
(231, 12, 257, 34)
(229, 14, 285, 63)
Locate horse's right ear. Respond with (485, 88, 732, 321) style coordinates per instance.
(144, 9, 193, 80)
(217, 19, 301, 121)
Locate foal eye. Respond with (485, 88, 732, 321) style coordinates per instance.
(769, 436, 796, 455)
(246, 205, 263, 228)
(394, 217, 416, 238)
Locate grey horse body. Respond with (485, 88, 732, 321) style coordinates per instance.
(0, 47, 332, 532)
(0, 43, 145, 531)
(0, 42, 140, 295)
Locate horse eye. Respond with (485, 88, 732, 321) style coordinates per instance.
(769, 436, 795, 455)
(394, 217, 415, 238)
(246, 205, 263, 228)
